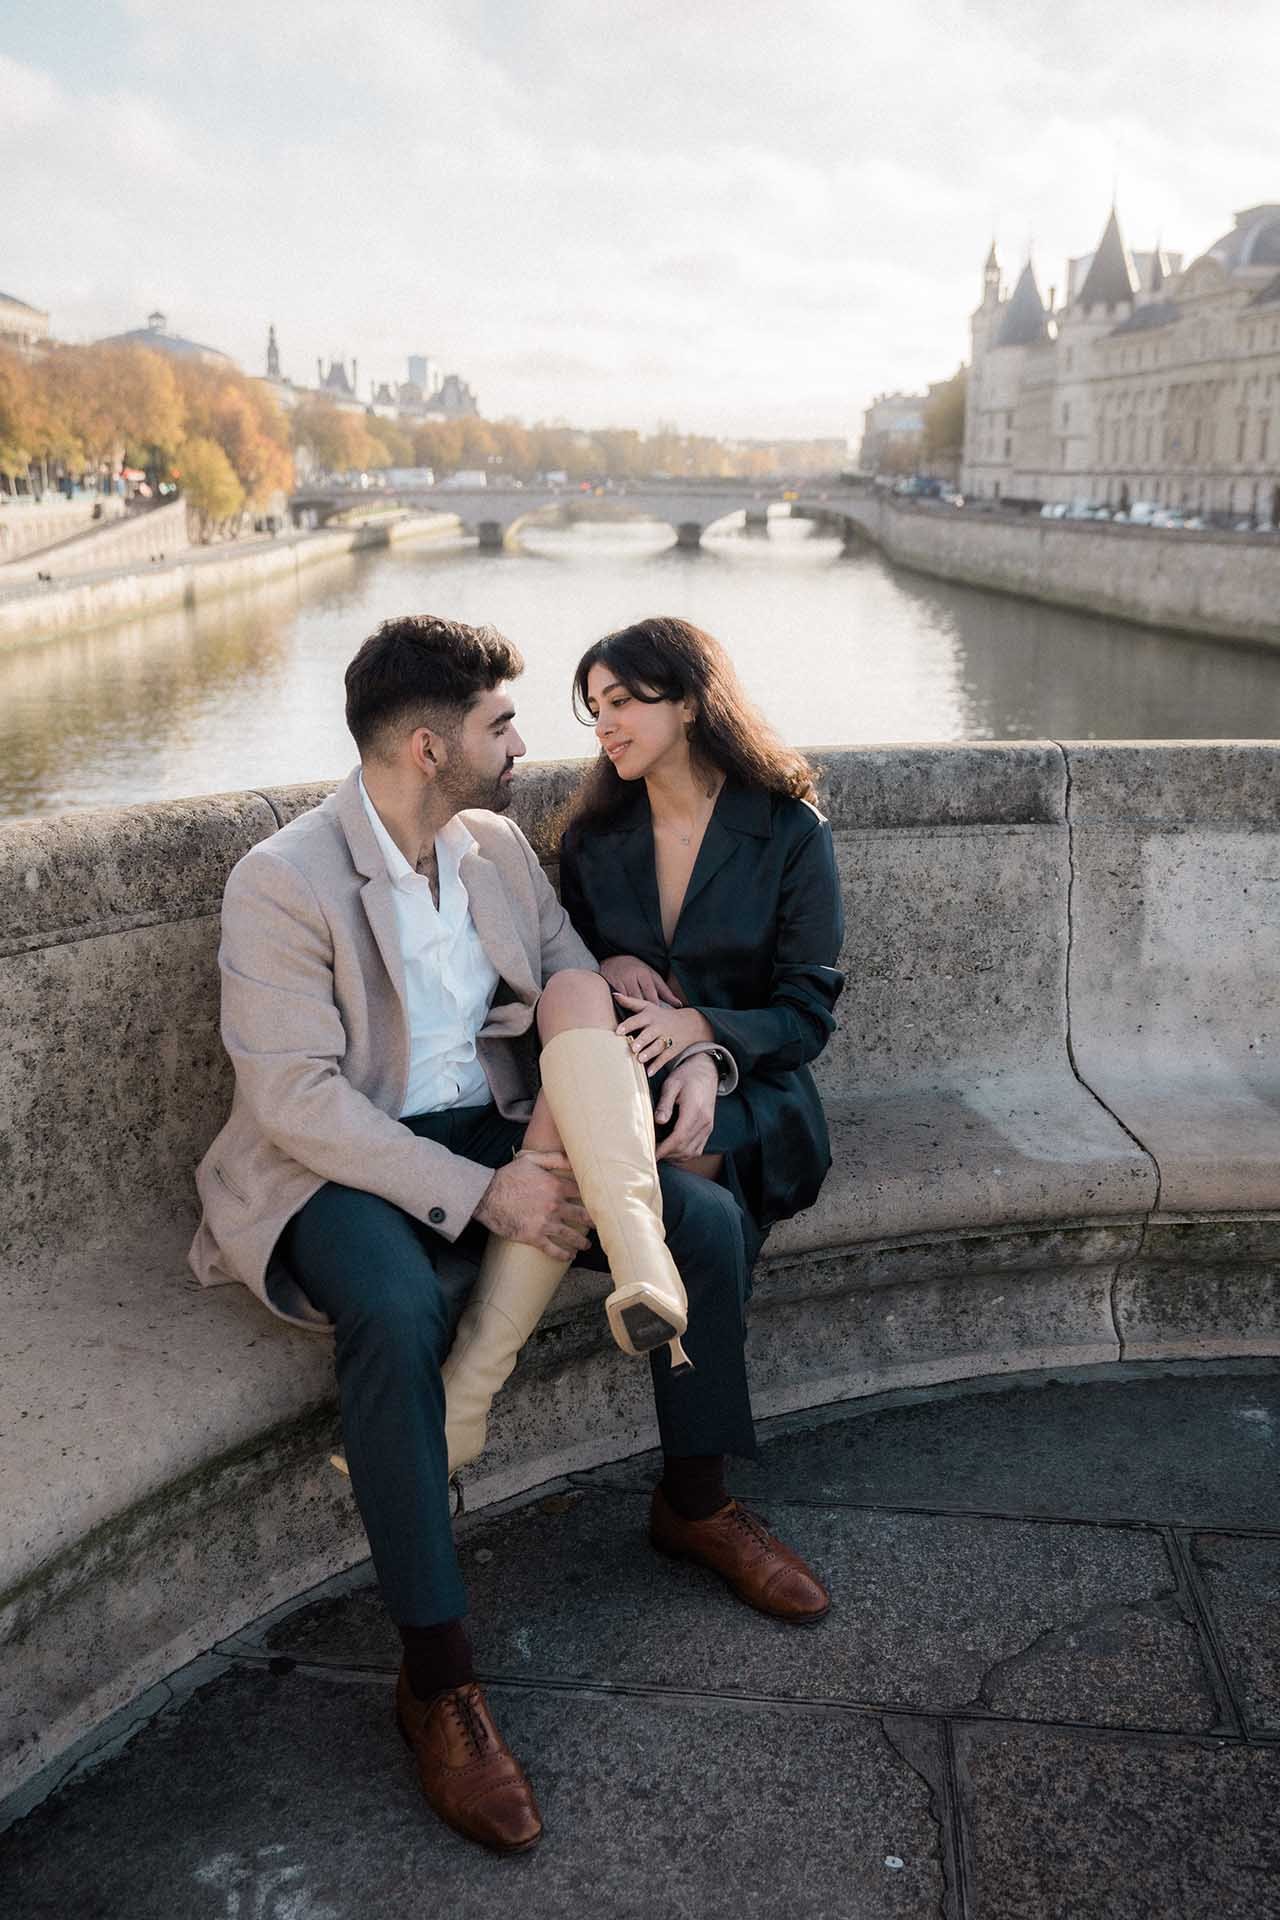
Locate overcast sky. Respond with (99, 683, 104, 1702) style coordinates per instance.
(4, 0, 1278, 440)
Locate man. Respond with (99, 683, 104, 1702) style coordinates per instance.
(190, 614, 828, 1855)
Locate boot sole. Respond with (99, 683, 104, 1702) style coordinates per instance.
(619, 1300, 682, 1353)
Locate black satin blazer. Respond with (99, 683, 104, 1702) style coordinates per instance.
(558, 779, 845, 1232)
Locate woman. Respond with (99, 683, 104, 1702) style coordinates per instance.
(558, 614, 845, 1265)
(442, 615, 845, 1498)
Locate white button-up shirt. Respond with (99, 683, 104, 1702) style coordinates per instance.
(359, 775, 500, 1117)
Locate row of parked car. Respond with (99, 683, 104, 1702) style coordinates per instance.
(1039, 500, 1277, 533)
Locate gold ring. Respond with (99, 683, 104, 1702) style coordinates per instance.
(664, 1034, 674, 1049)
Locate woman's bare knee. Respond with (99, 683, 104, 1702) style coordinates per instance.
(536, 968, 615, 1039)
(668, 1152, 724, 1181)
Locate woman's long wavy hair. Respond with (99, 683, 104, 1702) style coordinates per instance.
(564, 616, 817, 838)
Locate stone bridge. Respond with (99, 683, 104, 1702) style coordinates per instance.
(290, 481, 795, 549)
(4, 742, 1280, 1812)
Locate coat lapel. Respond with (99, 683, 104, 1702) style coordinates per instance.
(617, 817, 667, 951)
(672, 781, 774, 930)
(333, 770, 412, 1013)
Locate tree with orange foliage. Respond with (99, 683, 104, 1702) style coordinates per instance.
(44, 344, 185, 479)
(174, 361, 292, 505)
(290, 396, 380, 476)
(0, 349, 37, 485)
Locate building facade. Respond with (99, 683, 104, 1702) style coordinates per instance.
(962, 203, 1280, 523)
(859, 391, 927, 474)
(0, 290, 49, 358)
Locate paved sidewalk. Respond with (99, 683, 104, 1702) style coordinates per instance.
(4, 1363, 1280, 1918)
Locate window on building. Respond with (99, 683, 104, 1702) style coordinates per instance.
(1262, 418, 1272, 462)
(1062, 402, 1071, 429)
(1238, 419, 1247, 461)
(1004, 437, 1012, 458)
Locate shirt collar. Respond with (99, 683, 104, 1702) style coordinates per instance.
(358, 772, 476, 889)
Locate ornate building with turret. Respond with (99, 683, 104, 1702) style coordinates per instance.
(962, 203, 1280, 522)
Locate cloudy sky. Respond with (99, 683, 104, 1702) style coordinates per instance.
(4, 0, 1278, 440)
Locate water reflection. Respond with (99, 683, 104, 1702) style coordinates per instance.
(1, 518, 1278, 821)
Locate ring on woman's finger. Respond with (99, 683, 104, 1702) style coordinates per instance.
(663, 1034, 674, 1050)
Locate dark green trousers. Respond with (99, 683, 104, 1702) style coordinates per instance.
(281, 1104, 756, 1627)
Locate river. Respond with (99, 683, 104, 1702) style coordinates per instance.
(3, 513, 1280, 820)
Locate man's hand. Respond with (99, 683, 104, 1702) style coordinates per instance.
(474, 1150, 592, 1259)
(601, 954, 681, 1007)
(654, 1054, 719, 1161)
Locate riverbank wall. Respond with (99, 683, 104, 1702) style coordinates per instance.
(2, 499, 191, 582)
(0, 512, 464, 649)
(808, 492, 1280, 649)
(0, 496, 127, 564)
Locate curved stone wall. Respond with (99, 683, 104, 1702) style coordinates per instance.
(3, 743, 1279, 1805)
(810, 491, 1280, 648)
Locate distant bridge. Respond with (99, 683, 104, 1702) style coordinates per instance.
(288, 480, 798, 549)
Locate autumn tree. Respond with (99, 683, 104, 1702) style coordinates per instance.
(922, 367, 967, 469)
(47, 344, 185, 478)
(291, 396, 379, 474)
(0, 350, 36, 485)
(179, 435, 245, 538)
(174, 361, 292, 504)
(365, 415, 415, 467)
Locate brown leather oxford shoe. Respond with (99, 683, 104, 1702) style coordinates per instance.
(396, 1668, 543, 1853)
(650, 1487, 831, 1623)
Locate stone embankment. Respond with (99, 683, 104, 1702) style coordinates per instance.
(3, 743, 1279, 1808)
(0, 510, 463, 648)
(802, 491, 1280, 648)
(1, 498, 190, 582)
(0, 495, 127, 565)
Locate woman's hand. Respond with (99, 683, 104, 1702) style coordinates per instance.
(654, 1054, 718, 1160)
(614, 994, 714, 1074)
(601, 955, 681, 1007)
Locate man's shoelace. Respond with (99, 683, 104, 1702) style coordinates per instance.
(448, 1688, 494, 1758)
(728, 1505, 776, 1552)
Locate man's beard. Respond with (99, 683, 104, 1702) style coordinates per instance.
(442, 757, 515, 814)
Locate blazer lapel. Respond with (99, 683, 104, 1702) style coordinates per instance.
(333, 769, 412, 1014)
(460, 846, 539, 998)
(359, 871, 410, 1012)
(675, 781, 773, 928)
(617, 820, 666, 951)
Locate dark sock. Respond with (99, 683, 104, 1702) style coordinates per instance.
(660, 1453, 730, 1521)
(398, 1618, 475, 1701)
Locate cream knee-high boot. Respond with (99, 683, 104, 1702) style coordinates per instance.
(442, 1234, 571, 1473)
(537, 1027, 693, 1372)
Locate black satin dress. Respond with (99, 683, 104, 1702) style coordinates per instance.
(558, 778, 845, 1265)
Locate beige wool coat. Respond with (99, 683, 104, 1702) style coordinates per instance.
(188, 768, 597, 1331)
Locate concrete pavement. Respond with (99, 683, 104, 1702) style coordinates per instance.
(3, 1362, 1279, 1917)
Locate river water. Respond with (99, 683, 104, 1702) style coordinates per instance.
(3, 514, 1280, 821)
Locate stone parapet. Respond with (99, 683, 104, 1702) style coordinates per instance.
(3, 744, 1279, 1805)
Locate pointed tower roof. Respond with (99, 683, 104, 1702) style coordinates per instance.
(996, 260, 1049, 347)
(985, 239, 1000, 272)
(1077, 207, 1136, 309)
(1147, 247, 1165, 293)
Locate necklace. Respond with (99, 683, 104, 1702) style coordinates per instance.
(657, 779, 722, 847)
